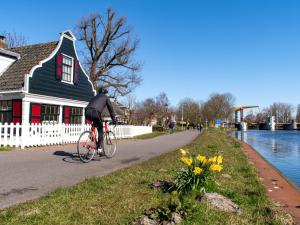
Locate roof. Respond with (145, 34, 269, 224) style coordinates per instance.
(0, 48, 20, 59)
(0, 41, 58, 92)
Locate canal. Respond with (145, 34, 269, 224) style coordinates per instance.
(232, 130, 300, 188)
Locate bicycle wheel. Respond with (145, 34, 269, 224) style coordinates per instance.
(77, 131, 96, 163)
(103, 131, 117, 158)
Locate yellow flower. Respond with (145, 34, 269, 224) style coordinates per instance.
(193, 167, 203, 175)
(179, 148, 188, 156)
(209, 164, 223, 172)
(171, 191, 178, 196)
(208, 156, 217, 163)
(180, 157, 193, 166)
(216, 155, 223, 164)
(196, 155, 207, 164)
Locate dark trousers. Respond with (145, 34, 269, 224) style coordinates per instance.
(85, 108, 103, 149)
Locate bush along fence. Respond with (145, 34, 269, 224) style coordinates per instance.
(0, 123, 152, 149)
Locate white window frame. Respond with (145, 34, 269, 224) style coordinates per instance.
(61, 54, 74, 84)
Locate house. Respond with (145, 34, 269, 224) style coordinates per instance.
(0, 30, 123, 125)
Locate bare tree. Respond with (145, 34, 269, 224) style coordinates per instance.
(266, 102, 294, 123)
(244, 111, 256, 123)
(177, 98, 201, 126)
(155, 92, 170, 126)
(296, 104, 300, 123)
(0, 31, 27, 48)
(135, 98, 156, 125)
(120, 94, 137, 125)
(201, 93, 235, 124)
(77, 9, 142, 97)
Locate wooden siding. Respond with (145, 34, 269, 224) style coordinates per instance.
(28, 37, 95, 101)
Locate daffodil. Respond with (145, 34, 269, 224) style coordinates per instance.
(171, 190, 178, 196)
(216, 155, 223, 164)
(208, 156, 217, 163)
(179, 148, 188, 156)
(180, 157, 193, 166)
(193, 167, 203, 175)
(196, 154, 206, 163)
(209, 164, 223, 172)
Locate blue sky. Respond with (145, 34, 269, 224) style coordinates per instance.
(1, 0, 300, 110)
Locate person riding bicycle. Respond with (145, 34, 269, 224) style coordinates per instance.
(85, 87, 117, 153)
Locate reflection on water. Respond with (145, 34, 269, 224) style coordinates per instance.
(232, 130, 300, 188)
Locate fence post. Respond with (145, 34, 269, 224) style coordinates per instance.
(3, 123, 8, 147)
(21, 123, 29, 149)
(9, 123, 14, 147)
(15, 123, 20, 147)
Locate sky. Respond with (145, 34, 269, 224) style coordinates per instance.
(1, 0, 300, 112)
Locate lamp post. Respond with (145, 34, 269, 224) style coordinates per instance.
(164, 103, 168, 127)
(181, 105, 183, 130)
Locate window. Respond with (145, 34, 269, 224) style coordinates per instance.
(70, 107, 82, 124)
(41, 105, 59, 123)
(63, 106, 82, 124)
(0, 100, 12, 124)
(62, 55, 73, 83)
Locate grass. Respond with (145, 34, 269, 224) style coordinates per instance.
(134, 131, 167, 139)
(0, 146, 14, 151)
(0, 129, 289, 225)
(134, 126, 184, 139)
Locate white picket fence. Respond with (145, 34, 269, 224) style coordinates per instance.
(0, 123, 152, 149)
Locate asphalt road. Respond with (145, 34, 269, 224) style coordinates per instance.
(0, 130, 198, 209)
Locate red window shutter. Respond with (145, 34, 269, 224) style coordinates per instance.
(56, 54, 63, 80)
(32, 105, 41, 117)
(12, 100, 22, 124)
(13, 100, 22, 116)
(31, 104, 41, 124)
(63, 106, 71, 124)
(73, 60, 79, 85)
(31, 118, 41, 124)
(13, 117, 22, 124)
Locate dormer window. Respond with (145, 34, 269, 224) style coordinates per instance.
(62, 55, 73, 83)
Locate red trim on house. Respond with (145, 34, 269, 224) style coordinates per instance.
(12, 99, 22, 124)
(74, 60, 79, 85)
(56, 54, 63, 79)
(63, 106, 70, 124)
(31, 104, 41, 124)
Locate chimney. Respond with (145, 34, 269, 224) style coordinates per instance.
(0, 35, 8, 49)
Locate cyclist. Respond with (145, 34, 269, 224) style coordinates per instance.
(85, 87, 117, 154)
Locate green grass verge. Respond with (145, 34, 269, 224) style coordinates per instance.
(0, 129, 288, 225)
(134, 127, 185, 140)
(0, 146, 14, 151)
(134, 131, 167, 139)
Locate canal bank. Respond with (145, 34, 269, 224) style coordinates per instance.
(241, 141, 300, 224)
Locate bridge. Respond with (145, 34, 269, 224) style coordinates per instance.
(247, 122, 300, 130)
(233, 106, 300, 131)
(234, 106, 259, 130)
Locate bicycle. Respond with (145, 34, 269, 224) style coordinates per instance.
(77, 121, 117, 163)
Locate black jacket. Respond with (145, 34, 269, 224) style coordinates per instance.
(86, 93, 117, 121)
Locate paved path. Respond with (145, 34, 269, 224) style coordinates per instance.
(0, 131, 198, 209)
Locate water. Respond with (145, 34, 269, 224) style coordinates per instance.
(232, 130, 300, 188)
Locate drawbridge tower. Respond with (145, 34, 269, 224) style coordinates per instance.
(233, 106, 259, 130)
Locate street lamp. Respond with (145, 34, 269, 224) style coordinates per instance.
(181, 105, 184, 130)
(164, 103, 168, 127)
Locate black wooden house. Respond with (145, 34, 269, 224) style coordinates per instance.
(0, 30, 96, 125)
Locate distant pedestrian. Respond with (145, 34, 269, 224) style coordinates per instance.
(168, 114, 176, 134)
(196, 123, 201, 132)
(168, 120, 175, 134)
(200, 124, 203, 132)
